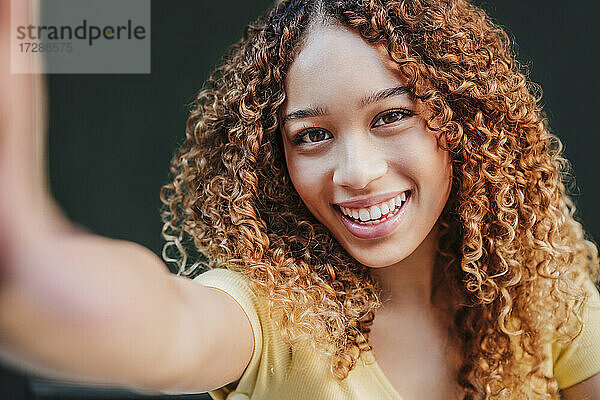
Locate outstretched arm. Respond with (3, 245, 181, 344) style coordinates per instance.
(0, 0, 253, 394)
(0, 234, 254, 394)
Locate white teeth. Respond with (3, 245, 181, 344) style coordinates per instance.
(359, 209, 370, 221)
(369, 205, 382, 220)
(380, 202, 390, 214)
(339, 191, 410, 223)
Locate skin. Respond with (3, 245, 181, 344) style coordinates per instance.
(561, 373, 600, 400)
(280, 22, 458, 398)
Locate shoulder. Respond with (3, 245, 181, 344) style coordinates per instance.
(194, 268, 268, 329)
(194, 268, 292, 398)
(193, 268, 269, 371)
(552, 275, 600, 390)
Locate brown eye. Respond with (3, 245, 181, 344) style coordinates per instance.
(308, 129, 328, 142)
(382, 112, 401, 124)
(292, 128, 332, 145)
(372, 109, 413, 128)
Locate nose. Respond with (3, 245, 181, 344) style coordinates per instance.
(332, 133, 388, 190)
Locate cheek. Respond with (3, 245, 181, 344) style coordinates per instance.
(285, 154, 323, 205)
(389, 131, 452, 190)
(428, 147, 453, 204)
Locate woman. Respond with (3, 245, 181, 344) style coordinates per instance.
(1, 0, 599, 399)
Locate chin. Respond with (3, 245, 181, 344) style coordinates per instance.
(344, 248, 409, 269)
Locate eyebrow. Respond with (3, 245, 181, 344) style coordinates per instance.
(280, 85, 410, 127)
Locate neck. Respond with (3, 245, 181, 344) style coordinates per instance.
(369, 222, 448, 315)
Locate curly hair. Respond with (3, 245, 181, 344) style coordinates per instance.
(159, 0, 600, 398)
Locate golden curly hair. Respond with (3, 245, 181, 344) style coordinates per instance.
(159, 0, 600, 398)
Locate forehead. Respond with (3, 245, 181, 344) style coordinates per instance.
(283, 23, 405, 109)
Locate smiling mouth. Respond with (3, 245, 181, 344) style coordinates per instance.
(334, 190, 411, 225)
(333, 190, 412, 240)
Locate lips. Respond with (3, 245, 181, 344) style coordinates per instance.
(334, 190, 409, 209)
(334, 190, 411, 239)
(339, 191, 409, 223)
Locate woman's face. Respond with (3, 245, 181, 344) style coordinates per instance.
(279, 23, 453, 268)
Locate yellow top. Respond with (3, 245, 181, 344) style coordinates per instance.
(194, 268, 600, 400)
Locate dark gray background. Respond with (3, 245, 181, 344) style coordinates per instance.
(2, 0, 599, 398)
